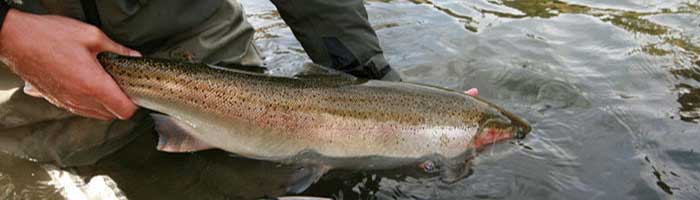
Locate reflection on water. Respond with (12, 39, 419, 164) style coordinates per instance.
(671, 57, 700, 123)
(676, 83, 700, 122)
(1, 0, 699, 199)
(0, 153, 61, 199)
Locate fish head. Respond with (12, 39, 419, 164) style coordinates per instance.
(470, 103, 530, 150)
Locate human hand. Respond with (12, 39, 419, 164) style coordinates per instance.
(0, 9, 141, 120)
(464, 88, 479, 96)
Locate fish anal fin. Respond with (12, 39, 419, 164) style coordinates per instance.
(287, 165, 331, 194)
(151, 114, 215, 153)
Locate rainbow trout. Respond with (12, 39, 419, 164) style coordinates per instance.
(98, 53, 530, 192)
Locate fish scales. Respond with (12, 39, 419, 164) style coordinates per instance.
(99, 53, 529, 169)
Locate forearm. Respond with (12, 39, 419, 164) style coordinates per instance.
(0, 8, 18, 68)
(0, 9, 51, 73)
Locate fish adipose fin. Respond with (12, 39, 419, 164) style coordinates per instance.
(295, 63, 359, 82)
(287, 165, 331, 194)
(150, 114, 215, 153)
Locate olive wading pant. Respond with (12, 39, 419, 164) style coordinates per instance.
(0, 0, 392, 166)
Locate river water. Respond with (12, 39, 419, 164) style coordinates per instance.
(1, 0, 699, 199)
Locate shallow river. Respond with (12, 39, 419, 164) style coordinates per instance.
(1, 0, 699, 199)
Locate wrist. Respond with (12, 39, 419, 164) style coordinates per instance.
(0, 8, 19, 68)
(0, 1, 9, 33)
(0, 8, 17, 44)
(0, 7, 19, 38)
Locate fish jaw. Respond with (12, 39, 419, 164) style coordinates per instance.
(470, 109, 530, 150)
(472, 126, 516, 150)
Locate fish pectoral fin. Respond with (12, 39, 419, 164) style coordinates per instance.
(440, 160, 473, 184)
(286, 164, 331, 194)
(150, 113, 215, 153)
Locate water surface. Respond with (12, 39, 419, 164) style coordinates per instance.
(2, 0, 699, 199)
(247, 0, 699, 198)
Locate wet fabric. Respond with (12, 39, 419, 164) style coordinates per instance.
(271, 0, 392, 79)
(10, 0, 262, 65)
(0, 67, 149, 166)
(10, 0, 391, 76)
(0, 0, 261, 166)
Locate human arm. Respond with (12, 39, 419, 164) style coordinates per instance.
(0, 8, 141, 120)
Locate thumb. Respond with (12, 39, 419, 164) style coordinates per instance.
(464, 88, 479, 97)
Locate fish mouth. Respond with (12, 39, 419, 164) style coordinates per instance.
(497, 109, 531, 140)
(473, 122, 517, 150)
(467, 95, 531, 140)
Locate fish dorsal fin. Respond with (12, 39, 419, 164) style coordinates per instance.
(150, 113, 215, 153)
(294, 63, 359, 82)
(216, 62, 268, 74)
